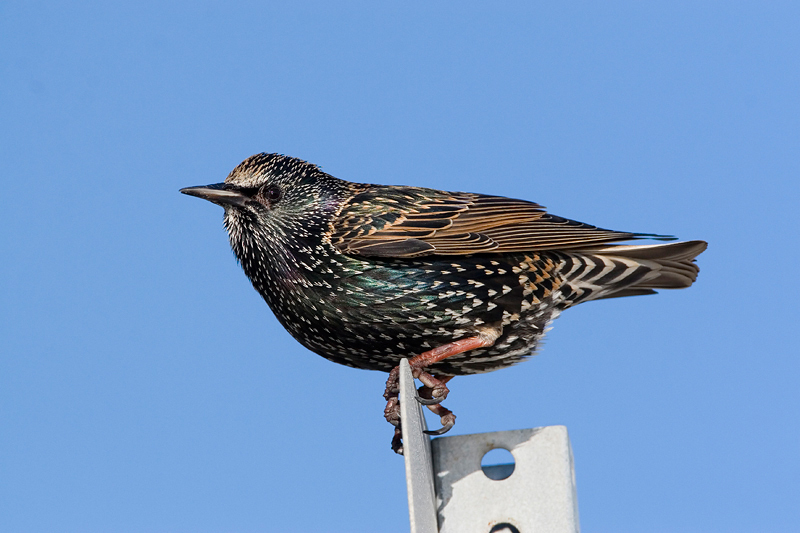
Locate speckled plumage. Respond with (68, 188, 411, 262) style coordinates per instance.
(182, 153, 706, 448)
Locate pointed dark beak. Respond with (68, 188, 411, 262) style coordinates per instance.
(180, 183, 250, 208)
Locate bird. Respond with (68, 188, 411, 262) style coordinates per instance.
(181, 153, 707, 453)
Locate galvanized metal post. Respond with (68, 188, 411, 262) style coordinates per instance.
(400, 358, 439, 533)
(399, 359, 581, 533)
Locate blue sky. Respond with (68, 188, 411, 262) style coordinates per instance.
(1, 2, 798, 531)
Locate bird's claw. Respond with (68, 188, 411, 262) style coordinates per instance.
(391, 427, 404, 455)
(415, 395, 444, 405)
(415, 386, 445, 405)
(423, 414, 456, 436)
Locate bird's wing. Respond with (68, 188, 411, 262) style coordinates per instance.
(329, 186, 665, 258)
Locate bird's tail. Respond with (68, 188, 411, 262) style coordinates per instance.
(557, 240, 708, 306)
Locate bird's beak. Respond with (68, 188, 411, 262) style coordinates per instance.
(180, 183, 250, 208)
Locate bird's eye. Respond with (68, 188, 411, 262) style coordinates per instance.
(263, 185, 282, 203)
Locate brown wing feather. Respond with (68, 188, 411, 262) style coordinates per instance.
(330, 186, 660, 258)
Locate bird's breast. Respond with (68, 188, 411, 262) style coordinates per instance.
(245, 247, 570, 373)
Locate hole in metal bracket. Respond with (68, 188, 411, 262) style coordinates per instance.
(481, 447, 515, 480)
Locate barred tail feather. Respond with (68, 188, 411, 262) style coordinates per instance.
(560, 240, 707, 305)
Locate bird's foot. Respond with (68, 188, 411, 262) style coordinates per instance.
(383, 363, 456, 455)
(382, 335, 497, 454)
(383, 363, 451, 407)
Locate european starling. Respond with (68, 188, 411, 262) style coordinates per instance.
(181, 153, 706, 453)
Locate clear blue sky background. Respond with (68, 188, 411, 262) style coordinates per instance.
(2, 2, 798, 532)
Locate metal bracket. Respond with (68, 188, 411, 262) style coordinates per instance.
(399, 359, 581, 533)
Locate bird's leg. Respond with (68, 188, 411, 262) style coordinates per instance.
(407, 335, 495, 402)
(384, 333, 498, 454)
(383, 335, 495, 404)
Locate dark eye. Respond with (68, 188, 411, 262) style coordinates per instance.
(263, 185, 282, 203)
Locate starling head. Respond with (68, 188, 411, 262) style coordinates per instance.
(182, 153, 344, 238)
(181, 154, 358, 281)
